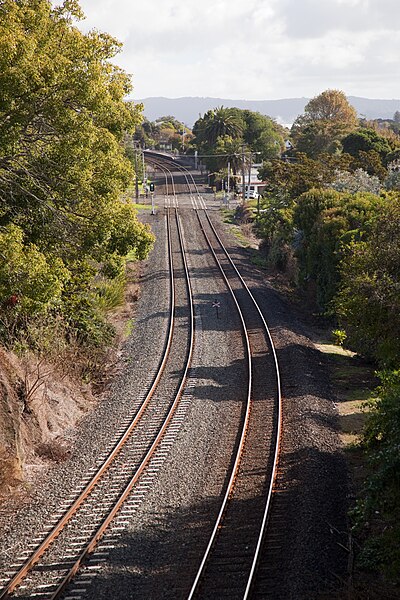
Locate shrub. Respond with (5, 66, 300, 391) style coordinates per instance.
(355, 371, 400, 581)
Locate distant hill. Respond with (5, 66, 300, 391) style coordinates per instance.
(137, 96, 400, 128)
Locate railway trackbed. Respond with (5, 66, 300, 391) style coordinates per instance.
(0, 156, 340, 600)
(143, 153, 284, 598)
(185, 209, 282, 599)
(0, 207, 194, 600)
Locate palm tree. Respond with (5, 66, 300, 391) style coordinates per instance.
(203, 107, 244, 146)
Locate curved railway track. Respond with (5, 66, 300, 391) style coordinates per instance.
(145, 153, 283, 599)
(188, 209, 282, 599)
(145, 152, 207, 210)
(2, 153, 284, 599)
(0, 207, 194, 600)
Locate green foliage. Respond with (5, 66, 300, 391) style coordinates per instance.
(93, 272, 126, 311)
(342, 128, 392, 160)
(60, 262, 114, 348)
(258, 153, 351, 204)
(0, 224, 68, 317)
(354, 371, 400, 581)
(294, 189, 383, 307)
(336, 196, 400, 365)
(192, 106, 286, 178)
(194, 106, 244, 147)
(332, 329, 347, 346)
(0, 0, 154, 353)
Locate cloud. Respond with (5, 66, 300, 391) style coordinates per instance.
(54, 0, 400, 100)
(276, 0, 400, 38)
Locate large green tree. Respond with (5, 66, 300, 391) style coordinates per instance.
(199, 106, 244, 147)
(0, 0, 146, 254)
(292, 89, 358, 157)
(0, 0, 154, 342)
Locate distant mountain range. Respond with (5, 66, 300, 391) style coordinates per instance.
(137, 96, 400, 128)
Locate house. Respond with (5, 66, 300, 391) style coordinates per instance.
(236, 163, 267, 197)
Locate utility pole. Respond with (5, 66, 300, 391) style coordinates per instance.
(227, 161, 231, 207)
(134, 142, 139, 201)
(248, 153, 252, 189)
(241, 145, 246, 203)
(182, 126, 186, 150)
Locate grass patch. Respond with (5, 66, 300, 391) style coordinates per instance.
(230, 225, 251, 247)
(316, 341, 377, 446)
(221, 208, 235, 224)
(93, 274, 126, 312)
(132, 203, 158, 210)
(124, 319, 134, 338)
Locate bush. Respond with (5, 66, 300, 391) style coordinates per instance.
(354, 371, 400, 581)
(336, 196, 400, 365)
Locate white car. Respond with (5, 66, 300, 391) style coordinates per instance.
(245, 189, 260, 199)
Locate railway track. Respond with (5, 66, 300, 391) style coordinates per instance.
(2, 152, 284, 599)
(187, 209, 282, 599)
(145, 154, 283, 597)
(0, 207, 194, 600)
(145, 152, 208, 210)
(145, 153, 283, 599)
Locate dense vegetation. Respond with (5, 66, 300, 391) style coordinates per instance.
(190, 106, 287, 187)
(0, 0, 154, 377)
(134, 115, 193, 151)
(251, 90, 400, 583)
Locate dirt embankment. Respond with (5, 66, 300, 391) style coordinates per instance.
(0, 261, 140, 501)
(0, 347, 94, 498)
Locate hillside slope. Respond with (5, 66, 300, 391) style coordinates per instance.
(137, 95, 400, 126)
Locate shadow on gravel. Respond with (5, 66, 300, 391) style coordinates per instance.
(78, 446, 348, 600)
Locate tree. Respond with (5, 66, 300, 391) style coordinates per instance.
(336, 195, 400, 365)
(0, 0, 154, 344)
(258, 152, 351, 204)
(193, 106, 244, 148)
(342, 128, 392, 159)
(328, 168, 382, 195)
(292, 89, 358, 157)
(241, 110, 285, 160)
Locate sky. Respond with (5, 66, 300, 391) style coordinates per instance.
(70, 0, 400, 101)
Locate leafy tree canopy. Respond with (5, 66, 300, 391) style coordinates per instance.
(342, 128, 392, 159)
(292, 89, 358, 157)
(0, 0, 144, 251)
(0, 0, 154, 344)
(192, 106, 286, 171)
(258, 152, 352, 205)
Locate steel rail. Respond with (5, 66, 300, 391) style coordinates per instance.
(50, 206, 195, 599)
(147, 153, 283, 597)
(202, 209, 283, 599)
(145, 155, 178, 206)
(0, 201, 177, 599)
(145, 152, 200, 205)
(187, 211, 253, 600)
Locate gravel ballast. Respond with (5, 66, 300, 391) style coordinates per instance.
(0, 200, 349, 600)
